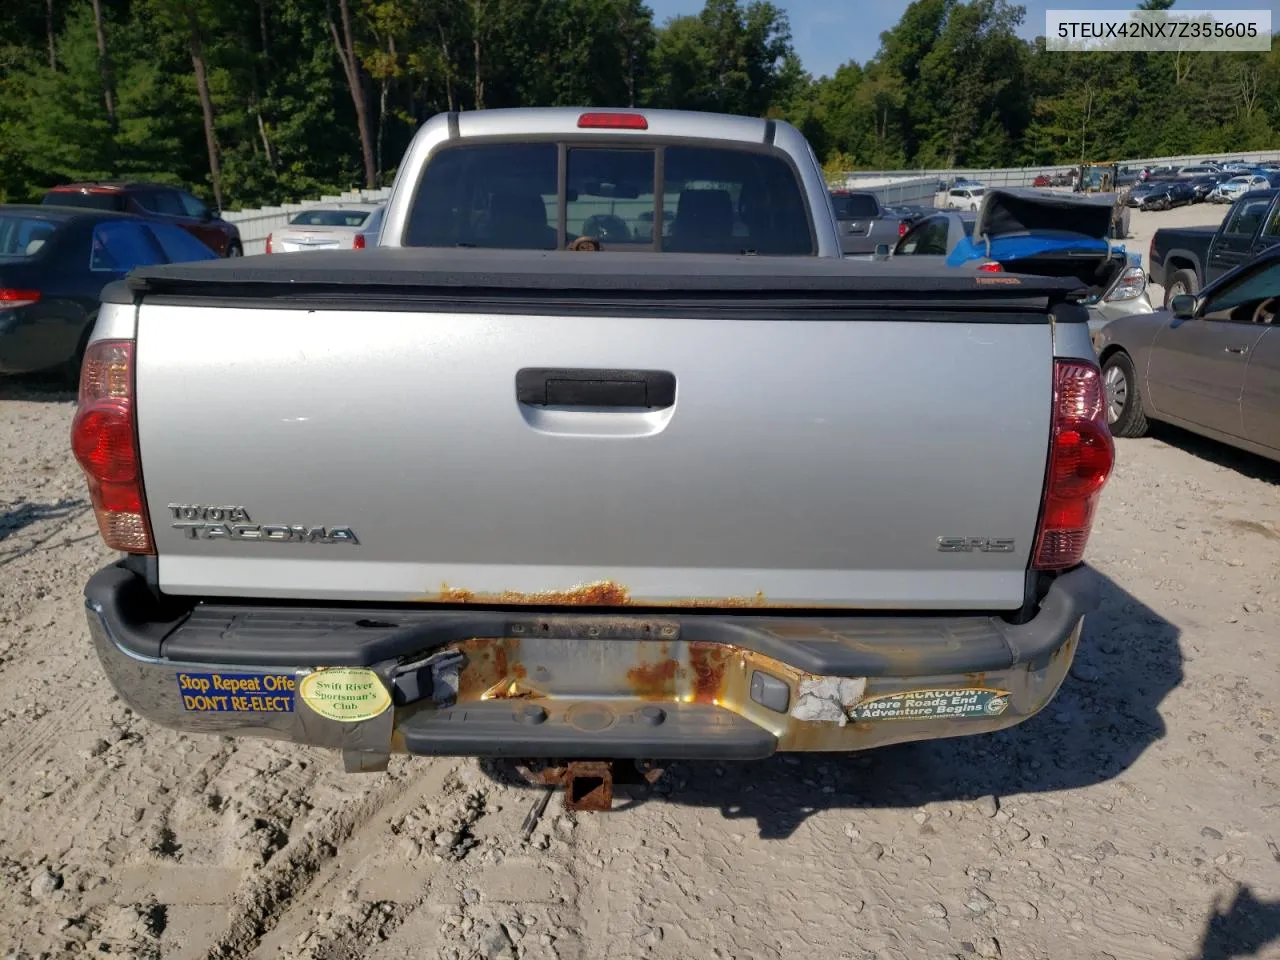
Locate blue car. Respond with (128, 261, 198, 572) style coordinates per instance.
(889, 189, 1154, 339)
(945, 189, 1128, 268)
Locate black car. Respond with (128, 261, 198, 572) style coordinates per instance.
(1188, 173, 1228, 202)
(0, 205, 217, 380)
(1131, 180, 1195, 211)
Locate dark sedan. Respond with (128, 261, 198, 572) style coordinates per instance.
(1129, 180, 1195, 211)
(0, 205, 217, 380)
(1188, 173, 1228, 202)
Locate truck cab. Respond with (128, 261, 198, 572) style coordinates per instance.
(1150, 189, 1280, 305)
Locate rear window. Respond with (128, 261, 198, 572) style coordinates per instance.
(42, 190, 127, 212)
(830, 194, 879, 219)
(89, 221, 165, 272)
(0, 214, 62, 256)
(403, 140, 814, 255)
(289, 209, 374, 227)
(145, 222, 219, 262)
(1224, 197, 1272, 236)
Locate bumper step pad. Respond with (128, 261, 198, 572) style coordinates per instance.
(399, 698, 777, 760)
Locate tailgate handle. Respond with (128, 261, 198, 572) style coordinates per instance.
(516, 368, 676, 409)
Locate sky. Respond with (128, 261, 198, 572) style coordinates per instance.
(645, 0, 1280, 79)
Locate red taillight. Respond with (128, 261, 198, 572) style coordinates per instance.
(898, 221, 908, 237)
(577, 112, 647, 130)
(0, 289, 41, 309)
(265, 233, 273, 254)
(353, 233, 366, 249)
(1032, 360, 1114, 570)
(977, 261, 1004, 273)
(71, 340, 154, 554)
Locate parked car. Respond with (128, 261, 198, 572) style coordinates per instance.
(1096, 246, 1280, 462)
(1149, 188, 1280, 306)
(41, 181, 241, 257)
(0, 205, 217, 380)
(828, 190, 910, 257)
(1177, 164, 1220, 178)
(265, 203, 383, 254)
(73, 107, 1108, 808)
(1211, 175, 1273, 204)
(887, 192, 1153, 338)
(356, 204, 386, 247)
(1033, 173, 1052, 188)
(1130, 180, 1195, 211)
(945, 185, 986, 210)
(880, 203, 930, 226)
(1188, 174, 1227, 202)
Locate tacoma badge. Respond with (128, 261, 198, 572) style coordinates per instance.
(167, 504, 358, 544)
(937, 537, 1015, 553)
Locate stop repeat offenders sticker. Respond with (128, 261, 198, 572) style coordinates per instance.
(298, 667, 391, 722)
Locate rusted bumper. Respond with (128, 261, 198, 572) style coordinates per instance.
(85, 563, 1096, 762)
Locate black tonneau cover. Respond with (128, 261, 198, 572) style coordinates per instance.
(109, 248, 1088, 319)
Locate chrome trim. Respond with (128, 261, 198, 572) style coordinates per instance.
(85, 596, 1084, 758)
(86, 600, 394, 753)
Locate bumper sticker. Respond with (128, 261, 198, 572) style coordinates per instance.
(850, 688, 1010, 721)
(176, 672, 297, 713)
(298, 668, 391, 723)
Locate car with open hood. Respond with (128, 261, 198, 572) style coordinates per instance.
(887, 189, 1152, 340)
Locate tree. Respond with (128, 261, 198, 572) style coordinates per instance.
(327, 0, 375, 187)
(89, 0, 116, 125)
(649, 0, 794, 116)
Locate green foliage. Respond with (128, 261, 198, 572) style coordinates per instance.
(0, 0, 1275, 208)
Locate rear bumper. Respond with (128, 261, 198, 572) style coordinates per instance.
(85, 563, 1098, 763)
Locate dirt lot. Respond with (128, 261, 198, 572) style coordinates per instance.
(3, 203, 1278, 960)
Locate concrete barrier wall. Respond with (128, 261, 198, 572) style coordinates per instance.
(835, 149, 1280, 192)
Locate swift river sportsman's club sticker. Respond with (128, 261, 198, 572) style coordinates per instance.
(850, 688, 1010, 721)
(298, 668, 392, 723)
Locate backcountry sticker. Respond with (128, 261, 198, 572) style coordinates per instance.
(850, 688, 1010, 721)
(298, 668, 391, 723)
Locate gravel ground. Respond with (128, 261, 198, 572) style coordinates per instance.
(2, 202, 1278, 960)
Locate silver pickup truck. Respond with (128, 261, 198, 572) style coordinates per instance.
(75, 108, 1113, 807)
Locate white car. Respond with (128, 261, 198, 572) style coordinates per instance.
(265, 203, 383, 254)
(1212, 175, 1271, 203)
(1177, 164, 1220, 177)
(946, 186, 985, 211)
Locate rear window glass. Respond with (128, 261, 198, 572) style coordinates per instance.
(289, 209, 374, 227)
(1225, 197, 1271, 236)
(90, 221, 164, 272)
(42, 190, 127, 212)
(830, 194, 879, 219)
(0, 215, 62, 256)
(145, 222, 218, 262)
(403, 140, 813, 255)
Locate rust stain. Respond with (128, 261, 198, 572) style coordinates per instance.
(626, 658, 680, 700)
(425, 582, 771, 609)
(452, 636, 531, 701)
(689, 642, 733, 703)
